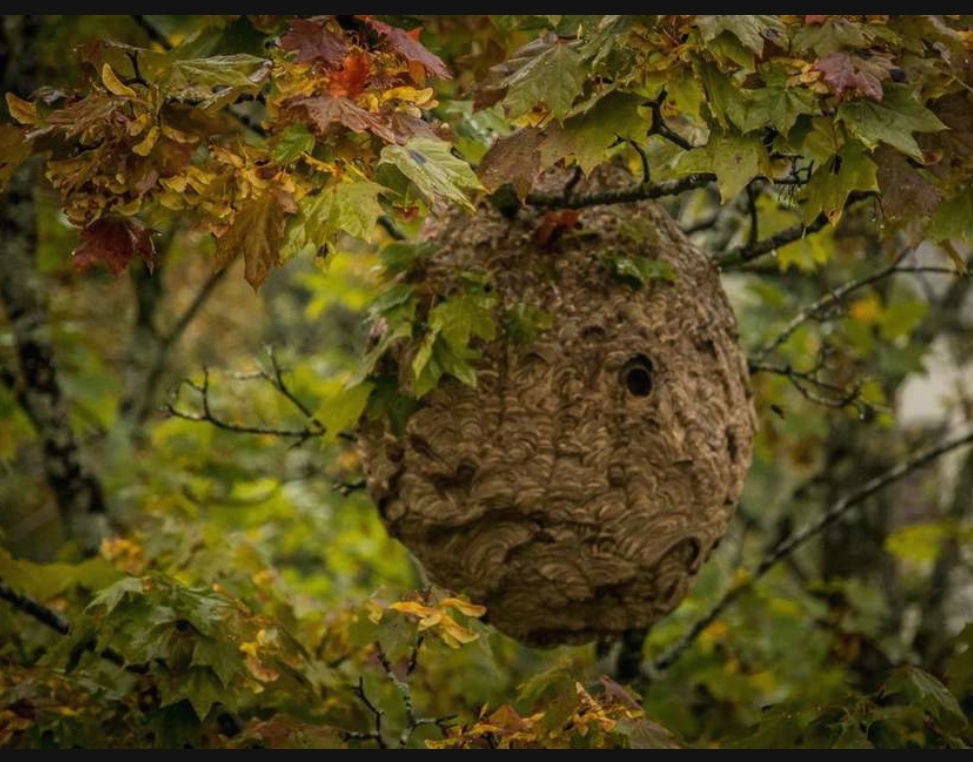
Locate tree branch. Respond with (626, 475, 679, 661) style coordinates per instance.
(717, 191, 876, 268)
(754, 263, 966, 363)
(0, 576, 70, 635)
(164, 364, 355, 444)
(525, 173, 716, 209)
(649, 424, 973, 675)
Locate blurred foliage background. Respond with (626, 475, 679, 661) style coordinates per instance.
(1, 15, 973, 749)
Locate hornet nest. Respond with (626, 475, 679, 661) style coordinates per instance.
(359, 166, 756, 646)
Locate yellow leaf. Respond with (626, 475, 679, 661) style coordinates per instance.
(440, 596, 486, 618)
(101, 63, 138, 98)
(381, 86, 436, 107)
(5, 92, 37, 125)
(439, 613, 479, 648)
(850, 293, 881, 323)
(133, 126, 160, 156)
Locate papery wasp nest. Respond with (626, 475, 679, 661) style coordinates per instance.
(360, 166, 756, 646)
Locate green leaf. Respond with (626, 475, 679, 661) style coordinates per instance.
(697, 15, 786, 55)
(86, 576, 145, 615)
(153, 54, 271, 109)
(283, 180, 384, 259)
(929, 185, 973, 243)
(838, 84, 946, 160)
(699, 61, 751, 131)
(380, 240, 437, 275)
(316, 381, 376, 443)
(802, 140, 877, 224)
(369, 282, 416, 319)
(502, 40, 584, 120)
(883, 666, 967, 728)
(271, 124, 316, 164)
(740, 67, 819, 134)
(192, 636, 243, 687)
(503, 303, 554, 344)
(539, 91, 647, 174)
(379, 138, 483, 211)
(429, 290, 498, 351)
(159, 666, 224, 720)
(677, 132, 769, 203)
(603, 252, 675, 288)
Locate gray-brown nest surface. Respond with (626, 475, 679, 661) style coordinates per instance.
(360, 168, 756, 646)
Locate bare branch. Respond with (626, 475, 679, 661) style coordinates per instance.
(163, 365, 355, 444)
(717, 191, 876, 268)
(348, 675, 388, 748)
(649, 425, 973, 675)
(646, 92, 694, 151)
(754, 264, 966, 363)
(526, 173, 716, 209)
(0, 576, 70, 635)
(750, 360, 867, 413)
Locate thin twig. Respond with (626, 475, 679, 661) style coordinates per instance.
(750, 360, 867, 412)
(717, 191, 876, 268)
(164, 367, 354, 443)
(649, 425, 973, 675)
(646, 91, 694, 151)
(754, 264, 965, 362)
(348, 675, 388, 748)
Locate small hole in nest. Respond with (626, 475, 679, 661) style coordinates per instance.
(620, 354, 653, 397)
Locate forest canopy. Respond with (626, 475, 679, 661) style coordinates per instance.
(1, 14, 973, 749)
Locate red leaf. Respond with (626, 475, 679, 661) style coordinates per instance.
(360, 17, 452, 80)
(280, 17, 347, 67)
(294, 94, 397, 144)
(812, 51, 893, 101)
(534, 209, 580, 250)
(72, 217, 156, 275)
(328, 52, 371, 98)
(804, 15, 828, 25)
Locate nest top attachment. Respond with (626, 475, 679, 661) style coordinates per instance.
(360, 168, 756, 646)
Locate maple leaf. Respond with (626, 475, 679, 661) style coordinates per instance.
(478, 127, 544, 198)
(279, 17, 347, 67)
(72, 217, 156, 275)
(813, 51, 893, 101)
(294, 94, 396, 143)
(216, 189, 296, 290)
(327, 51, 371, 98)
(361, 17, 452, 80)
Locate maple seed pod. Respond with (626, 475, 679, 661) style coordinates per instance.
(360, 167, 757, 646)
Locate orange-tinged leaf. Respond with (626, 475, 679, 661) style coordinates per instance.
(361, 17, 452, 80)
(328, 51, 371, 98)
(295, 94, 396, 143)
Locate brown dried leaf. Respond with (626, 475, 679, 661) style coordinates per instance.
(478, 127, 544, 199)
(72, 217, 156, 275)
(279, 17, 346, 66)
(216, 189, 296, 291)
(875, 146, 940, 225)
(812, 51, 893, 101)
(295, 94, 396, 143)
(361, 16, 452, 80)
